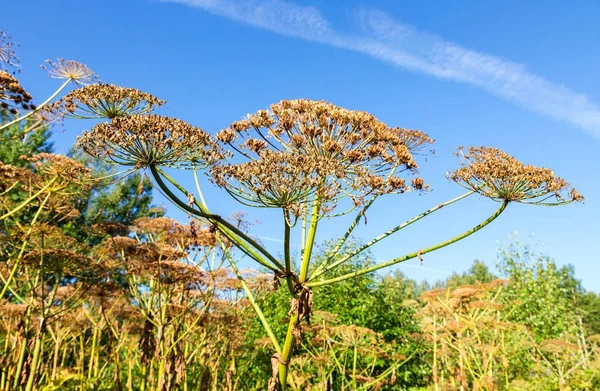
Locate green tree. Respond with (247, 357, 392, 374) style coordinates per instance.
(577, 291, 600, 336)
(435, 259, 497, 289)
(0, 111, 52, 167)
(497, 241, 581, 340)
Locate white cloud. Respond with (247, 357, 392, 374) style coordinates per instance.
(258, 235, 284, 244)
(163, 0, 600, 138)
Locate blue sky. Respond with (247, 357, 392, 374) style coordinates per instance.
(3, 0, 599, 290)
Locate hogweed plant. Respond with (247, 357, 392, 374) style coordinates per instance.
(0, 39, 584, 389)
(72, 94, 583, 389)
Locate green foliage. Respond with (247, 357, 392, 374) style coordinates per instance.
(0, 110, 52, 167)
(578, 292, 600, 336)
(497, 241, 581, 340)
(246, 240, 430, 390)
(84, 173, 160, 224)
(436, 259, 497, 289)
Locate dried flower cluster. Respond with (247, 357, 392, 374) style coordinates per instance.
(1, 70, 34, 113)
(25, 153, 91, 187)
(213, 99, 433, 213)
(42, 58, 98, 85)
(97, 238, 209, 288)
(450, 146, 584, 205)
(77, 114, 225, 169)
(212, 150, 337, 211)
(26, 223, 83, 251)
(0, 31, 19, 73)
(22, 248, 95, 277)
(0, 161, 34, 191)
(0, 155, 92, 222)
(47, 83, 165, 119)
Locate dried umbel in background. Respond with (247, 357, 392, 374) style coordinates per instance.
(47, 83, 165, 119)
(78, 114, 225, 169)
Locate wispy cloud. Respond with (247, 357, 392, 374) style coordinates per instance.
(162, 0, 600, 138)
(258, 235, 284, 244)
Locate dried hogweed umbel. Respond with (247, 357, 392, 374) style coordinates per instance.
(47, 83, 165, 119)
(1, 70, 33, 113)
(77, 114, 225, 169)
(42, 58, 98, 85)
(213, 99, 434, 214)
(0, 31, 19, 73)
(450, 146, 583, 205)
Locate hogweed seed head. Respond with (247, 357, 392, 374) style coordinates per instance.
(77, 114, 225, 169)
(1, 70, 33, 111)
(25, 153, 92, 187)
(47, 83, 165, 119)
(42, 58, 98, 85)
(0, 31, 19, 73)
(211, 151, 334, 211)
(213, 99, 433, 214)
(450, 146, 583, 205)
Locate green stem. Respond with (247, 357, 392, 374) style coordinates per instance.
(88, 327, 99, 379)
(220, 238, 282, 354)
(192, 166, 209, 210)
(278, 192, 323, 390)
(311, 191, 474, 280)
(307, 200, 508, 287)
(0, 192, 51, 299)
(299, 193, 321, 283)
(278, 314, 298, 390)
(352, 345, 358, 390)
(149, 166, 284, 271)
(0, 177, 57, 221)
(0, 79, 71, 132)
(314, 195, 378, 276)
(24, 318, 46, 391)
(283, 211, 297, 297)
(13, 306, 31, 390)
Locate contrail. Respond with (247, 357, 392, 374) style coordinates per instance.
(162, 0, 600, 138)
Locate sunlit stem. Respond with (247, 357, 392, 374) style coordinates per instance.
(307, 200, 508, 287)
(278, 314, 297, 390)
(283, 210, 298, 297)
(0, 79, 71, 132)
(149, 166, 284, 271)
(0, 180, 20, 196)
(218, 236, 282, 354)
(0, 177, 57, 221)
(310, 190, 475, 280)
(192, 167, 208, 210)
(278, 191, 322, 390)
(155, 166, 282, 269)
(3, 116, 45, 141)
(299, 191, 322, 283)
(320, 166, 399, 268)
(0, 192, 52, 299)
(352, 345, 358, 390)
(361, 352, 416, 390)
(310, 195, 378, 279)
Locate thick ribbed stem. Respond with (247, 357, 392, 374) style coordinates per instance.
(149, 166, 284, 271)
